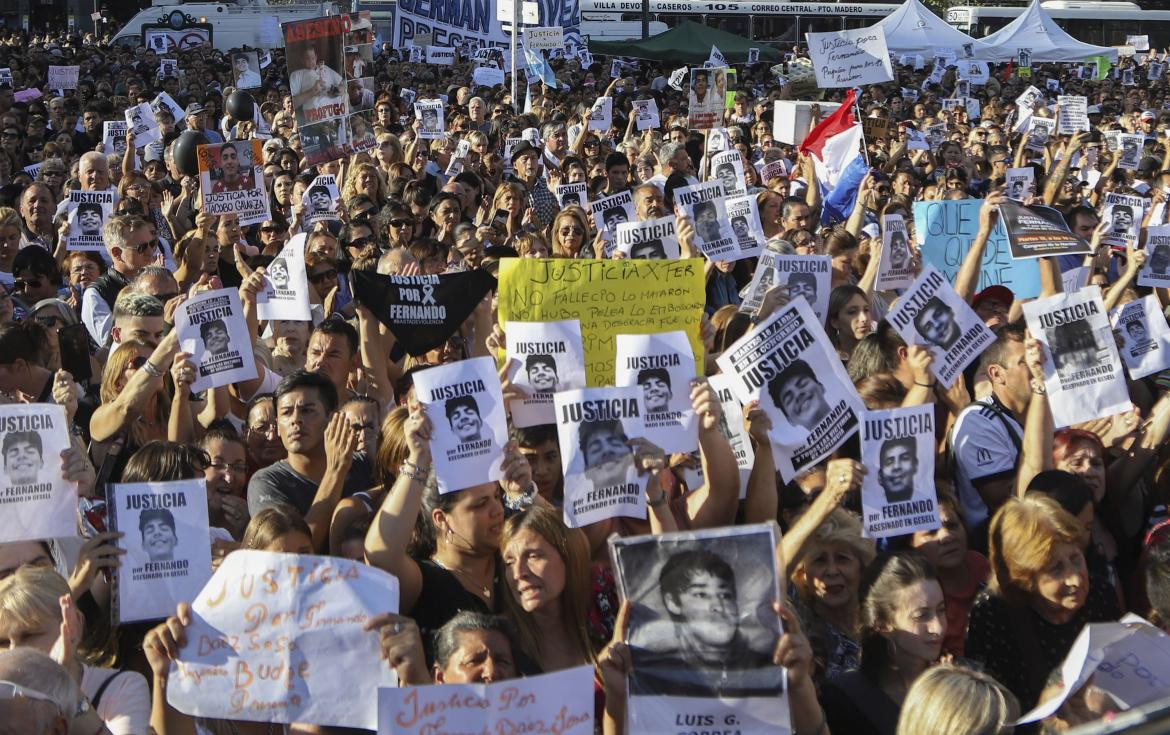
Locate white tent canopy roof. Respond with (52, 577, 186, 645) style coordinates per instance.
(876, 0, 990, 57)
(976, 0, 1119, 62)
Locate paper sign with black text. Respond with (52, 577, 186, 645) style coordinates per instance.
(1005, 167, 1035, 201)
(524, 26, 564, 50)
(998, 201, 1089, 259)
(257, 237, 312, 323)
(102, 120, 129, 156)
(633, 98, 660, 131)
(425, 46, 455, 65)
(1057, 95, 1089, 134)
(1025, 117, 1055, 151)
(860, 405, 940, 538)
(591, 190, 637, 246)
(125, 102, 162, 146)
(414, 99, 445, 139)
(614, 331, 698, 454)
(66, 190, 114, 252)
(0, 404, 72, 544)
(1117, 133, 1143, 170)
(726, 194, 765, 261)
(505, 320, 587, 428)
(302, 175, 340, 225)
(876, 214, 915, 291)
(674, 181, 736, 260)
(412, 356, 507, 493)
(47, 65, 79, 89)
(1102, 192, 1145, 249)
(588, 97, 613, 132)
(1110, 295, 1170, 380)
(1139, 224, 1170, 287)
(176, 288, 257, 392)
(555, 182, 588, 210)
(615, 216, 680, 260)
(197, 140, 270, 226)
(773, 255, 831, 323)
(710, 149, 747, 197)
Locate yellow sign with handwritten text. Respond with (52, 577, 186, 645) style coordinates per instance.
(498, 258, 706, 385)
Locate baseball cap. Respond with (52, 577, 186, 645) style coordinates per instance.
(1141, 110, 1156, 121)
(184, 102, 204, 116)
(972, 285, 1014, 310)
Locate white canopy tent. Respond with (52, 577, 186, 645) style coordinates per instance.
(976, 0, 1118, 63)
(876, 0, 990, 57)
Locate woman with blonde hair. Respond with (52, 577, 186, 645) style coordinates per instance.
(500, 504, 597, 672)
(513, 231, 551, 258)
(342, 160, 388, 209)
(896, 663, 1018, 735)
(549, 207, 590, 258)
(966, 495, 1120, 712)
(482, 181, 526, 243)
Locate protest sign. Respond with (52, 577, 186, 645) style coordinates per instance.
(352, 269, 497, 356)
(1117, 133, 1144, 170)
(1025, 117, 1055, 151)
(633, 98, 661, 131)
(1128, 34, 1151, 51)
(257, 237, 312, 323)
(590, 190, 637, 247)
(614, 331, 698, 454)
(998, 201, 1089, 259)
(412, 356, 507, 493)
(426, 45, 455, 65)
(505, 319, 587, 428)
(688, 67, 726, 129)
(710, 149, 747, 197)
(1110, 295, 1170, 380)
(1139, 224, 1170, 287)
(125, 102, 162, 146)
(772, 255, 832, 323)
(498, 258, 705, 386)
(472, 65, 505, 87)
(102, 120, 129, 156)
(611, 525, 789, 732)
(588, 96, 613, 131)
(739, 248, 781, 316)
(887, 266, 994, 388)
(876, 214, 915, 291)
(0, 68, 10, 86)
(414, 99, 445, 139)
(1102, 192, 1145, 249)
(615, 216, 681, 260)
(862, 115, 892, 142)
(555, 386, 649, 527)
(47, 65, 79, 89)
(66, 190, 114, 252)
(167, 550, 398, 728)
(705, 128, 730, 155)
(525, 26, 564, 50)
(230, 50, 262, 89)
(152, 91, 186, 125)
(1057, 95, 1089, 134)
(805, 26, 894, 88)
(668, 67, 688, 91)
(957, 60, 989, 85)
(914, 199, 1041, 299)
(378, 666, 593, 735)
(772, 100, 842, 146)
(1062, 265, 1091, 294)
(555, 182, 588, 210)
(197, 140, 270, 227)
(1005, 167, 1035, 201)
(109, 479, 211, 623)
(860, 405, 940, 539)
(285, 16, 352, 165)
(176, 288, 257, 392)
(0, 404, 72, 544)
(726, 194, 764, 261)
(717, 298, 862, 480)
(674, 181, 736, 260)
(1023, 286, 1131, 427)
(1016, 85, 1043, 109)
(301, 174, 340, 225)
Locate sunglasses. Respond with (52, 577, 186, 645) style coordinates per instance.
(260, 225, 281, 233)
(130, 240, 159, 255)
(348, 237, 373, 249)
(308, 268, 338, 283)
(389, 219, 412, 228)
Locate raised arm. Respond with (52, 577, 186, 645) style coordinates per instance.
(741, 401, 778, 525)
(90, 329, 180, 442)
(1015, 337, 1054, 496)
(683, 380, 740, 529)
(954, 192, 1003, 303)
(306, 412, 358, 552)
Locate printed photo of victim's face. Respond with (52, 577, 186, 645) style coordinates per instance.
(665, 568, 740, 650)
(525, 356, 558, 393)
(878, 438, 916, 503)
(3, 436, 42, 486)
(446, 398, 483, 443)
(142, 516, 177, 562)
(638, 370, 672, 413)
(202, 320, 230, 355)
(309, 187, 332, 211)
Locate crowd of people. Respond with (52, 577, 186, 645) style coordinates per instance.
(0, 16, 1168, 735)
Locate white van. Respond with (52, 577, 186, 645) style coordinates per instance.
(111, 1, 340, 51)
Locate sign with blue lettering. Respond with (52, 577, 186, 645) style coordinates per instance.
(395, 0, 580, 49)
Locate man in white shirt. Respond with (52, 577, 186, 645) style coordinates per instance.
(289, 46, 345, 121)
(232, 54, 261, 89)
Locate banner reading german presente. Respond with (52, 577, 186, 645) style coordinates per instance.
(674, 181, 736, 260)
(1102, 192, 1145, 250)
(1139, 224, 1170, 287)
(66, 190, 114, 251)
(716, 298, 863, 481)
(1110, 295, 1170, 380)
(498, 258, 706, 386)
(615, 216, 680, 260)
(197, 140, 270, 227)
(504, 319, 587, 428)
(1023, 286, 1132, 428)
(887, 265, 995, 388)
(876, 214, 915, 291)
(109, 479, 212, 623)
(615, 331, 698, 454)
(176, 288, 258, 393)
(860, 405, 940, 539)
(774, 255, 831, 323)
(394, 0, 581, 50)
(998, 201, 1090, 259)
(0, 404, 72, 543)
(555, 386, 648, 528)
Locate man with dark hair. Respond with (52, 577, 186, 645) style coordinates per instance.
(630, 239, 668, 260)
(787, 272, 818, 308)
(779, 197, 813, 233)
(75, 202, 103, 237)
(887, 230, 911, 272)
(1125, 318, 1154, 358)
(200, 318, 231, 357)
(1048, 320, 1099, 380)
(3, 430, 43, 486)
(637, 367, 672, 413)
(766, 359, 830, 431)
(603, 152, 630, 196)
(267, 257, 291, 290)
(715, 161, 739, 194)
(693, 200, 721, 243)
(1151, 243, 1170, 275)
(730, 215, 751, 243)
(139, 507, 178, 562)
(524, 354, 558, 393)
(210, 142, 251, 194)
(913, 296, 962, 351)
(580, 418, 633, 489)
(512, 424, 562, 503)
(1109, 203, 1135, 237)
(445, 395, 484, 443)
(630, 548, 781, 697)
(306, 318, 360, 402)
(878, 436, 917, 503)
(307, 184, 333, 214)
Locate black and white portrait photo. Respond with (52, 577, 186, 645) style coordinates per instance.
(767, 359, 830, 432)
(877, 437, 917, 504)
(200, 318, 231, 357)
(1048, 320, 1100, 382)
(268, 257, 291, 291)
(445, 395, 484, 444)
(506, 320, 586, 429)
(580, 417, 635, 491)
(3, 430, 43, 487)
(76, 202, 104, 237)
(631, 239, 668, 260)
(525, 354, 559, 394)
(637, 368, 672, 414)
(913, 296, 961, 351)
(860, 403, 939, 538)
(139, 507, 178, 562)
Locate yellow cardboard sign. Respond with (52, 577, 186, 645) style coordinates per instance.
(497, 258, 706, 386)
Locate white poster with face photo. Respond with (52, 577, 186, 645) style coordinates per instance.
(412, 356, 507, 494)
(555, 182, 588, 210)
(102, 120, 129, 156)
(505, 320, 587, 428)
(1025, 117, 1055, 151)
(709, 150, 746, 197)
(681, 373, 755, 498)
(773, 255, 832, 323)
(633, 98, 660, 131)
(1117, 133, 1144, 170)
(414, 99, 445, 140)
(591, 189, 636, 247)
(876, 214, 915, 291)
(688, 66, 726, 130)
(124, 102, 161, 146)
(0, 404, 72, 544)
(725, 194, 764, 261)
(66, 190, 115, 252)
(1138, 224, 1170, 287)
(257, 238, 312, 323)
(197, 139, 271, 227)
(1005, 167, 1036, 202)
(1110, 295, 1170, 380)
(231, 50, 262, 89)
(615, 216, 681, 260)
(860, 404, 940, 539)
(588, 97, 613, 132)
(109, 478, 212, 623)
(614, 331, 698, 454)
(674, 181, 736, 260)
(1023, 286, 1132, 428)
(555, 386, 649, 528)
(716, 298, 863, 481)
(176, 288, 258, 393)
(609, 524, 789, 733)
(1101, 192, 1145, 249)
(302, 174, 341, 225)
(887, 265, 995, 388)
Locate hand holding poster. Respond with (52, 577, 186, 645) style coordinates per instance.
(1005, 167, 1035, 201)
(886, 265, 995, 388)
(257, 238, 312, 323)
(198, 140, 271, 226)
(1025, 117, 1055, 151)
(588, 97, 613, 131)
(175, 288, 258, 392)
(876, 214, 915, 291)
(615, 331, 698, 454)
(66, 190, 115, 252)
(1022, 286, 1131, 427)
(414, 99, 445, 139)
(109, 479, 212, 623)
(633, 98, 660, 130)
(47, 65, 79, 89)
(505, 320, 587, 428)
(591, 190, 637, 246)
(412, 356, 507, 493)
(166, 550, 398, 728)
(716, 298, 863, 480)
(555, 386, 649, 527)
(997, 201, 1089, 259)
(0, 404, 73, 543)
(1139, 224, 1170, 287)
(610, 525, 789, 733)
(860, 405, 940, 538)
(102, 120, 129, 156)
(1117, 133, 1144, 170)
(674, 181, 736, 260)
(805, 26, 894, 88)
(1110, 295, 1170, 379)
(615, 216, 681, 260)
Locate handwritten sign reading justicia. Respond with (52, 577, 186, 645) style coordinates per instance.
(167, 550, 399, 729)
(377, 666, 594, 734)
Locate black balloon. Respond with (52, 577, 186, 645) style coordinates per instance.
(227, 90, 255, 122)
(173, 130, 208, 177)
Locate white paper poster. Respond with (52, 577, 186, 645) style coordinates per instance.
(1025, 117, 1055, 151)
(590, 189, 636, 247)
(684, 373, 755, 497)
(102, 120, 129, 156)
(805, 26, 894, 88)
(614, 331, 698, 454)
(1110, 295, 1170, 380)
(166, 550, 399, 729)
(588, 96, 613, 131)
(505, 319, 587, 428)
(0, 404, 73, 544)
(555, 182, 588, 210)
(66, 190, 115, 252)
(1139, 224, 1170, 287)
(412, 356, 507, 493)
(109, 479, 212, 623)
(726, 194, 765, 261)
(302, 174, 340, 225)
(524, 26, 564, 51)
(1023, 286, 1132, 428)
(257, 238, 312, 323)
(175, 288, 258, 392)
(47, 65, 79, 90)
(1005, 167, 1036, 201)
(414, 99, 445, 139)
(125, 102, 162, 146)
(860, 405, 940, 538)
(773, 255, 832, 323)
(1117, 133, 1144, 170)
(615, 216, 681, 260)
(1102, 192, 1145, 249)
(876, 214, 915, 291)
(674, 181, 736, 260)
(633, 98, 661, 130)
(1056, 95, 1089, 135)
(710, 149, 747, 197)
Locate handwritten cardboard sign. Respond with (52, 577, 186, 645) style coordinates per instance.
(167, 550, 399, 729)
(805, 26, 893, 88)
